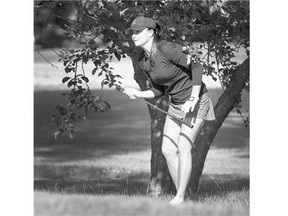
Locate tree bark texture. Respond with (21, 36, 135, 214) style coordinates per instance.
(189, 58, 250, 195)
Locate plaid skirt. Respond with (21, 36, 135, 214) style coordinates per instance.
(168, 92, 216, 123)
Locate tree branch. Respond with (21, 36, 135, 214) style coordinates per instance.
(35, 0, 59, 68)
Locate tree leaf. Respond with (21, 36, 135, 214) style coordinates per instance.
(81, 76, 89, 83)
(104, 101, 111, 110)
(54, 130, 61, 140)
(93, 59, 101, 67)
(209, 5, 218, 15)
(115, 74, 123, 79)
(98, 70, 103, 77)
(67, 80, 74, 88)
(62, 77, 70, 83)
(101, 79, 109, 89)
(68, 130, 75, 139)
(114, 52, 121, 61)
(92, 67, 97, 75)
(64, 66, 72, 73)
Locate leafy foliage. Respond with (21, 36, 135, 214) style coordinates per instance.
(34, 0, 249, 138)
(51, 43, 124, 139)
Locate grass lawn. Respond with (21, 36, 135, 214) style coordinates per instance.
(34, 88, 249, 216)
(35, 191, 248, 216)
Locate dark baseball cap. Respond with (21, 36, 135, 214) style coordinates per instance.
(125, 16, 156, 35)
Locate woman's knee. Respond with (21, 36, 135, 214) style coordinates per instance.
(177, 137, 193, 155)
(161, 137, 178, 157)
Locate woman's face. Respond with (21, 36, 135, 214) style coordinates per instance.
(132, 28, 153, 47)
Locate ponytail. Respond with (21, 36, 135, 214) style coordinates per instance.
(148, 21, 162, 43)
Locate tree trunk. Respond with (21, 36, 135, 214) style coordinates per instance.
(189, 58, 250, 195)
(146, 96, 174, 196)
(130, 46, 249, 197)
(129, 52, 174, 196)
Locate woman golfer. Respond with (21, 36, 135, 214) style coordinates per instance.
(124, 16, 215, 205)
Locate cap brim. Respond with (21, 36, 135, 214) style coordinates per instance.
(125, 26, 146, 35)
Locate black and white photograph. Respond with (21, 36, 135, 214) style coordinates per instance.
(33, 0, 252, 215)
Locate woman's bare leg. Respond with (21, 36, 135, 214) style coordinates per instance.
(161, 116, 181, 190)
(171, 118, 204, 203)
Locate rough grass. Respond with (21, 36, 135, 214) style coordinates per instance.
(35, 191, 249, 216)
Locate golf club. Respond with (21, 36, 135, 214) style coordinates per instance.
(105, 81, 194, 128)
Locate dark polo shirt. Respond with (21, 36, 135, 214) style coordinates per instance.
(138, 40, 207, 105)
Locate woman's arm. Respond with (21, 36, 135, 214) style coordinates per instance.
(190, 85, 201, 99)
(181, 85, 201, 113)
(123, 88, 155, 99)
(123, 76, 164, 100)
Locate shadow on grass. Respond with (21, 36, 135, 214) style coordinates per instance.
(34, 90, 249, 163)
(34, 90, 152, 163)
(34, 174, 149, 196)
(198, 174, 249, 194)
(34, 173, 249, 198)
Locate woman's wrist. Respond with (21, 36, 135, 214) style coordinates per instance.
(188, 95, 199, 102)
(138, 90, 155, 99)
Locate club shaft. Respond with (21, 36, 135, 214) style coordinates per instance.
(142, 99, 193, 128)
(115, 84, 193, 128)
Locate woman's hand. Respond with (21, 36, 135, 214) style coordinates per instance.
(182, 46, 192, 65)
(123, 88, 141, 99)
(181, 97, 199, 113)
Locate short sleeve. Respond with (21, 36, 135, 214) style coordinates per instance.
(191, 62, 203, 86)
(149, 80, 165, 97)
(158, 41, 203, 86)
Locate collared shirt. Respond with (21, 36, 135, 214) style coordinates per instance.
(138, 40, 207, 105)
